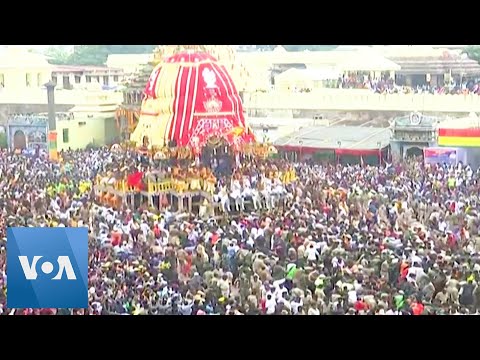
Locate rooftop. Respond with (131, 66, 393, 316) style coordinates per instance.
(237, 48, 401, 72)
(52, 65, 123, 73)
(0, 47, 51, 69)
(274, 126, 391, 150)
(439, 113, 480, 129)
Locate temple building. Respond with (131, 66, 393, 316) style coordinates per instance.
(390, 112, 439, 159)
(377, 46, 480, 87)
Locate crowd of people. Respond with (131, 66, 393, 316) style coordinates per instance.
(1, 147, 480, 315)
(331, 74, 480, 96)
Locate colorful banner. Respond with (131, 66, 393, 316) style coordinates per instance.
(423, 147, 457, 164)
(438, 128, 480, 147)
(48, 131, 58, 161)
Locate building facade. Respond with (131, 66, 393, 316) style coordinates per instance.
(0, 47, 52, 93)
(52, 104, 120, 151)
(390, 113, 438, 159)
(6, 114, 48, 151)
(51, 65, 124, 90)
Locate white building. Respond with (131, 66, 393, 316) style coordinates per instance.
(106, 54, 153, 77)
(51, 65, 124, 90)
(0, 47, 52, 92)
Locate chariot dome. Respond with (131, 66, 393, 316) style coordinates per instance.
(131, 49, 254, 152)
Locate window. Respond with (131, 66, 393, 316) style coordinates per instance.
(103, 76, 109, 86)
(0, 73, 4, 87)
(63, 76, 70, 89)
(75, 75, 81, 84)
(62, 129, 69, 143)
(52, 76, 57, 85)
(78, 121, 86, 126)
(96, 76, 101, 83)
(37, 73, 42, 87)
(86, 75, 92, 83)
(25, 73, 31, 87)
(113, 75, 119, 82)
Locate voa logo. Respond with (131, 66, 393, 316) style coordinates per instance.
(18, 256, 77, 280)
(7, 227, 88, 308)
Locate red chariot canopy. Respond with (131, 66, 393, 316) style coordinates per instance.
(132, 51, 255, 152)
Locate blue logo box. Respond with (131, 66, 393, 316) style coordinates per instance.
(7, 227, 88, 309)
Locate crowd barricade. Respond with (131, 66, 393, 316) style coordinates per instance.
(114, 180, 126, 192)
(147, 179, 173, 193)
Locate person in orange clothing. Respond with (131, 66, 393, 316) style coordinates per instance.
(111, 230, 122, 247)
(411, 299, 425, 315)
(399, 261, 410, 282)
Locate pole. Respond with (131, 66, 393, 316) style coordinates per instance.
(45, 81, 58, 161)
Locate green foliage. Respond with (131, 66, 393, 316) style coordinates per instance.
(283, 45, 338, 52)
(46, 45, 339, 66)
(0, 132, 7, 149)
(44, 46, 72, 65)
(256, 45, 276, 51)
(257, 45, 338, 52)
(463, 46, 480, 63)
(47, 45, 158, 66)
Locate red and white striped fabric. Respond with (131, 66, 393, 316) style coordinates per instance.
(133, 51, 255, 152)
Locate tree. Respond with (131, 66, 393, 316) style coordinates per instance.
(256, 45, 276, 51)
(67, 45, 110, 66)
(463, 46, 480, 63)
(44, 46, 72, 65)
(283, 45, 338, 51)
(256, 45, 338, 52)
(46, 45, 158, 66)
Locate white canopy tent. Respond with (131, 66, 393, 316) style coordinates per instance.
(338, 50, 401, 73)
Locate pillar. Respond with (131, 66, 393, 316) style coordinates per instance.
(46, 81, 56, 131)
(178, 195, 184, 212)
(45, 81, 58, 161)
(69, 74, 76, 88)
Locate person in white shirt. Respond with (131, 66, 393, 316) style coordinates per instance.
(308, 305, 320, 315)
(386, 309, 401, 315)
(348, 288, 357, 306)
(274, 282, 288, 301)
(140, 221, 150, 237)
(306, 244, 319, 263)
(290, 295, 303, 315)
(265, 293, 276, 315)
(439, 220, 447, 233)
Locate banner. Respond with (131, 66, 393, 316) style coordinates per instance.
(423, 147, 457, 165)
(48, 131, 58, 162)
(438, 128, 480, 147)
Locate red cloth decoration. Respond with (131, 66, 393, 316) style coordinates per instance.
(127, 172, 144, 190)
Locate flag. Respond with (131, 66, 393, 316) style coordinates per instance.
(127, 172, 144, 190)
